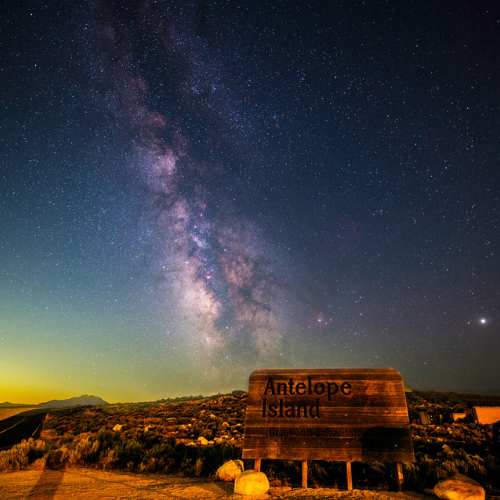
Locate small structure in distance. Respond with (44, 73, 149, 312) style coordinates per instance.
(473, 407, 500, 425)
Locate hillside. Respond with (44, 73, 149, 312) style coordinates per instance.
(0, 390, 499, 494)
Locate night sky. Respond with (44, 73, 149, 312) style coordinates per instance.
(1, 1, 499, 404)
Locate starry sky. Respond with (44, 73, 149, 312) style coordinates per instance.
(1, 0, 499, 404)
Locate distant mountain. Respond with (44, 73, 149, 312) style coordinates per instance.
(0, 402, 31, 408)
(37, 395, 108, 408)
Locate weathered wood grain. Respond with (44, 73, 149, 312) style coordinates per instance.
(242, 368, 414, 462)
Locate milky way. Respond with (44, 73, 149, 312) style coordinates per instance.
(84, 0, 290, 364)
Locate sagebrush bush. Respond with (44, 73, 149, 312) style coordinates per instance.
(139, 442, 175, 472)
(433, 460, 460, 480)
(101, 449, 119, 469)
(401, 462, 422, 491)
(92, 428, 120, 453)
(263, 460, 301, 487)
(45, 445, 70, 469)
(195, 457, 204, 476)
(485, 454, 500, 489)
(0, 438, 46, 471)
(195, 443, 241, 476)
(72, 436, 100, 465)
(114, 440, 143, 470)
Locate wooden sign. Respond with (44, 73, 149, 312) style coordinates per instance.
(242, 368, 414, 463)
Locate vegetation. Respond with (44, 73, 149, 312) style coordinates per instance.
(1, 390, 499, 493)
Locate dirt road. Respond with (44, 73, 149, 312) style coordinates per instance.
(0, 411, 48, 450)
(0, 469, 436, 500)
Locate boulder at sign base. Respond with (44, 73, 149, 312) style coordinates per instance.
(434, 474, 485, 500)
(215, 460, 244, 482)
(234, 470, 269, 496)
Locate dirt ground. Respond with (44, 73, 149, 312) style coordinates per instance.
(0, 469, 437, 500)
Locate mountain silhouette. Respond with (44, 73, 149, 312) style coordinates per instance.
(37, 395, 108, 408)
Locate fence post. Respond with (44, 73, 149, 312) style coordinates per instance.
(396, 462, 404, 491)
(346, 462, 353, 490)
(302, 460, 308, 488)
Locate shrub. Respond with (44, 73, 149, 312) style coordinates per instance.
(0, 439, 47, 471)
(195, 457, 204, 476)
(141, 443, 175, 472)
(485, 454, 500, 489)
(263, 460, 301, 487)
(307, 461, 346, 489)
(401, 462, 423, 491)
(433, 460, 460, 480)
(71, 436, 100, 465)
(92, 428, 120, 453)
(197, 443, 241, 476)
(201, 429, 213, 440)
(45, 446, 70, 469)
(114, 440, 143, 470)
(101, 449, 120, 469)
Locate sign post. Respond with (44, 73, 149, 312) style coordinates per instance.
(242, 368, 414, 490)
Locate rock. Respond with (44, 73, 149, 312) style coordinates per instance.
(434, 474, 485, 500)
(112, 424, 123, 431)
(234, 470, 269, 496)
(216, 460, 244, 482)
(197, 436, 209, 445)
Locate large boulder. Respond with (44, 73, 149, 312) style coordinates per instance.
(216, 460, 244, 482)
(434, 474, 485, 500)
(234, 470, 269, 496)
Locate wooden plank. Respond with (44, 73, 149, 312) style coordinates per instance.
(242, 368, 414, 462)
(346, 461, 353, 491)
(254, 458, 261, 472)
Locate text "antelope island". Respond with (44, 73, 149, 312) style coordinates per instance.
(261, 376, 352, 418)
